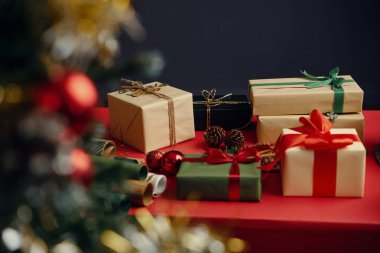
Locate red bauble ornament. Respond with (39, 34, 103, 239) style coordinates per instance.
(35, 87, 62, 113)
(70, 148, 94, 187)
(61, 71, 98, 116)
(161, 150, 184, 176)
(146, 150, 164, 172)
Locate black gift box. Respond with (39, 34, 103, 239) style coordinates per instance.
(193, 94, 252, 130)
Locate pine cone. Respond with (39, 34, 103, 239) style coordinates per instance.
(224, 129, 245, 150)
(375, 143, 380, 166)
(204, 126, 225, 147)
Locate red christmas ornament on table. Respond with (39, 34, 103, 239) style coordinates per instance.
(146, 150, 164, 172)
(161, 150, 184, 176)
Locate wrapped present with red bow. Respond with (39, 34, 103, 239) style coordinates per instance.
(261, 109, 366, 197)
(177, 148, 262, 201)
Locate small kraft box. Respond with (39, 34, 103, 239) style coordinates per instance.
(249, 67, 364, 116)
(108, 82, 195, 153)
(265, 110, 366, 197)
(177, 148, 262, 201)
(193, 89, 252, 130)
(256, 112, 365, 145)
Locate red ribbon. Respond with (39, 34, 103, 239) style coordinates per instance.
(261, 109, 360, 196)
(182, 147, 261, 201)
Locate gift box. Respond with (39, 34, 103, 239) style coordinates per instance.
(256, 112, 365, 145)
(193, 92, 251, 130)
(249, 68, 364, 116)
(281, 128, 366, 197)
(108, 82, 195, 153)
(177, 149, 262, 201)
(263, 110, 366, 197)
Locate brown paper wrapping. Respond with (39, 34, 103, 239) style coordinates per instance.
(281, 128, 366, 197)
(108, 83, 195, 153)
(249, 75, 364, 116)
(113, 180, 154, 206)
(257, 113, 365, 145)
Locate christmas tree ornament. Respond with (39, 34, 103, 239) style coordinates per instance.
(204, 126, 225, 147)
(146, 150, 164, 171)
(70, 148, 94, 187)
(224, 129, 245, 151)
(60, 71, 98, 116)
(161, 150, 184, 176)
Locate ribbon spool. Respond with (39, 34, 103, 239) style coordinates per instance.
(83, 139, 116, 159)
(119, 180, 154, 206)
(145, 173, 167, 197)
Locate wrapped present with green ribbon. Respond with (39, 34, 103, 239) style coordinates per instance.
(177, 148, 262, 201)
(249, 67, 364, 116)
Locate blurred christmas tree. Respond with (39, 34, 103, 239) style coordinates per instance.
(0, 1, 240, 253)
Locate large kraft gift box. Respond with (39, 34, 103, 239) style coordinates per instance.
(281, 128, 366, 197)
(249, 74, 364, 116)
(108, 82, 195, 153)
(177, 150, 262, 201)
(257, 112, 365, 145)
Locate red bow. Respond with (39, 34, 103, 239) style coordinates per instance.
(183, 147, 261, 200)
(261, 109, 359, 171)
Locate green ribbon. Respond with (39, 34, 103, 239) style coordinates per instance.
(250, 67, 355, 113)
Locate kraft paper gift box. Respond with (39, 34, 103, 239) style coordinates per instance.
(177, 150, 262, 201)
(193, 91, 251, 130)
(257, 112, 365, 145)
(249, 70, 364, 116)
(280, 128, 366, 197)
(108, 82, 195, 153)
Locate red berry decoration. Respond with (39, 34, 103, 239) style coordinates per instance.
(161, 150, 184, 176)
(146, 150, 164, 172)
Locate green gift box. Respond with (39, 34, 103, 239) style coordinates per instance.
(177, 154, 262, 201)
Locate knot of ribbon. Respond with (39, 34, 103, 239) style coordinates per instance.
(300, 67, 345, 90)
(183, 147, 261, 200)
(120, 79, 176, 146)
(193, 89, 249, 129)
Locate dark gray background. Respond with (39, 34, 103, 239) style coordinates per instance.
(123, 0, 380, 109)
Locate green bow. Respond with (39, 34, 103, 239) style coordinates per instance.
(300, 67, 345, 90)
(300, 67, 350, 113)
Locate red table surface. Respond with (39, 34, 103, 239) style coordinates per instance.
(93, 108, 380, 253)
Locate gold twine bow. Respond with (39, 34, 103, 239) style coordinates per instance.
(193, 89, 249, 129)
(120, 79, 176, 146)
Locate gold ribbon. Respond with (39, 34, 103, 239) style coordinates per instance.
(193, 89, 249, 129)
(120, 79, 176, 146)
